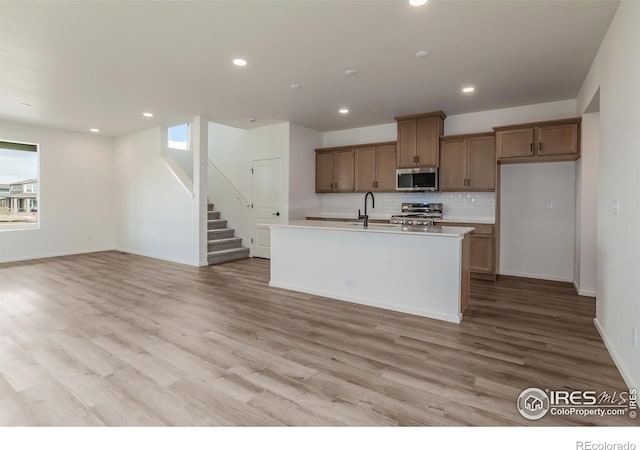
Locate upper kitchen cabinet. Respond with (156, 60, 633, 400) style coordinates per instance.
(315, 148, 355, 193)
(355, 143, 397, 192)
(440, 133, 496, 191)
(395, 111, 446, 168)
(495, 118, 580, 163)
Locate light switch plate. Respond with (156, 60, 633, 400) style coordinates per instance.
(612, 199, 620, 216)
(546, 201, 553, 209)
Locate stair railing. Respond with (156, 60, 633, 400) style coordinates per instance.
(208, 160, 251, 208)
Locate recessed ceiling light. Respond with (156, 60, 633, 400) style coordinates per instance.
(233, 58, 247, 66)
(90, 128, 100, 133)
(339, 108, 349, 114)
(248, 117, 256, 123)
(462, 86, 475, 93)
(143, 112, 154, 118)
(415, 50, 430, 58)
(290, 83, 301, 89)
(20, 103, 32, 108)
(409, 0, 428, 6)
(344, 69, 357, 76)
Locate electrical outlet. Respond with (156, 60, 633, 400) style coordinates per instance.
(345, 279, 356, 287)
(546, 201, 553, 209)
(633, 328, 638, 349)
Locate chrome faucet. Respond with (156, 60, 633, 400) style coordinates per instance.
(358, 191, 375, 228)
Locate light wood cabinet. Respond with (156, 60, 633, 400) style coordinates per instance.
(374, 143, 397, 191)
(317, 142, 395, 193)
(440, 133, 496, 191)
(439, 222, 496, 279)
(315, 148, 354, 193)
(355, 146, 376, 192)
(495, 118, 580, 163)
(395, 111, 445, 168)
(470, 234, 494, 274)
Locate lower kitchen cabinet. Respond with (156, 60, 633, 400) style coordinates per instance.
(470, 234, 494, 274)
(440, 222, 496, 280)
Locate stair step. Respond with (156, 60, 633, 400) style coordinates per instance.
(208, 247, 250, 265)
(208, 228, 235, 240)
(207, 219, 228, 230)
(208, 237, 243, 252)
(208, 211, 220, 220)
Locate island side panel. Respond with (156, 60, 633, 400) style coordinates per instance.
(460, 234, 471, 313)
(269, 226, 463, 323)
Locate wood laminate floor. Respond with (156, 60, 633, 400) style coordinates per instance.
(0, 251, 631, 426)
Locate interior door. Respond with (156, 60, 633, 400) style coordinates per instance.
(252, 158, 283, 259)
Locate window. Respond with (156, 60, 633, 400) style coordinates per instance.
(0, 140, 39, 229)
(167, 123, 190, 151)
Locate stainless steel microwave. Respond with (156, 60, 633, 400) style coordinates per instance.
(396, 167, 438, 191)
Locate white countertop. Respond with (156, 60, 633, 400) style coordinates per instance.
(305, 213, 495, 225)
(436, 217, 495, 224)
(270, 220, 475, 237)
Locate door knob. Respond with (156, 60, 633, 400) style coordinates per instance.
(272, 212, 280, 216)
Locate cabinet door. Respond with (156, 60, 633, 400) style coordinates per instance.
(496, 128, 534, 159)
(374, 144, 397, 191)
(536, 123, 579, 156)
(468, 136, 496, 191)
(416, 116, 440, 167)
(470, 234, 494, 273)
(333, 149, 355, 192)
(397, 119, 417, 168)
(315, 152, 334, 193)
(355, 146, 376, 192)
(439, 139, 468, 191)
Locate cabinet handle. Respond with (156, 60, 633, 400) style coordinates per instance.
(335, 182, 338, 190)
(539, 142, 543, 153)
(530, 142, 533, 154)
(416, 155, 420, 163)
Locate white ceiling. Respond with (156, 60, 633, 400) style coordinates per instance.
(0, 1, 619, 137)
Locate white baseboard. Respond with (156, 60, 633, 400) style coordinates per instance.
(573, 281, 597, 298)
(0, 247, 114, 264)
(115, 248, 201, 267)
(499, 269, 573, 283)
(594, 318, 637, 389)
(269, 280, 462, 324)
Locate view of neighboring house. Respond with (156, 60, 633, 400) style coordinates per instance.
(0, 179, 38, 221)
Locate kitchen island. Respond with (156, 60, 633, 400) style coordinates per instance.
(269, 220, 474, 323)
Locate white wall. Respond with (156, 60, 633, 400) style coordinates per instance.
(289, 123, 322, 220)
(322, 122, 396, 148)
(114, 127, 201, 266)
(574, 112, 600, 296)
(208, 122, 290, 253)
(0, 121, 115, 263)
(577, 1, 639, 389)
(444, 100, 578, 135)
(500, 162, 576, 282)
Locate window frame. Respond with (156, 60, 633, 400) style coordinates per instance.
(0, 139, 40, 231)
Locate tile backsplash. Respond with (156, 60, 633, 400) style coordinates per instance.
(314, 192, 496, 220)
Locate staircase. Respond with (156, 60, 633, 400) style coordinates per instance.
(207, 203, 250, 265)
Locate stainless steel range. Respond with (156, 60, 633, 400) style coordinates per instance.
(390, 203, 443, 226)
